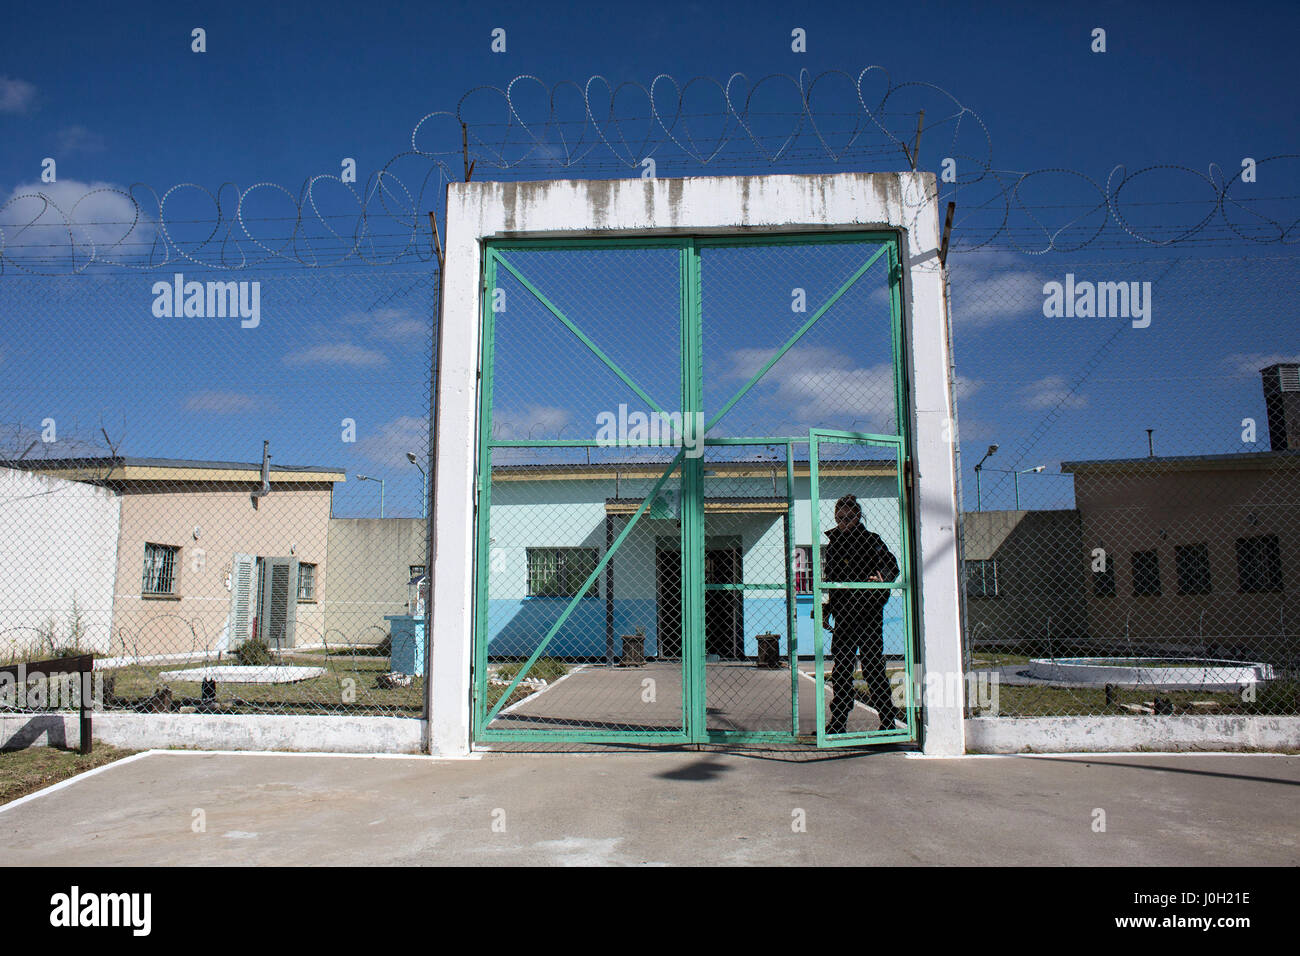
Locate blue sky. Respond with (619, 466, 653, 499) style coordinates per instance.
(2, 0, 1297, 515)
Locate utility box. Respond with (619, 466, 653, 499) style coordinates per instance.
(384, 573, 428, 676)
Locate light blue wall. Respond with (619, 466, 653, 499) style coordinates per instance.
(483, 473, 905, 659)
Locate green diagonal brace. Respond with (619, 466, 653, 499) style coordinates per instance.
(493, 251, 666, 415)
(483, 449, 685, 726)
(705, 243, 891, 433)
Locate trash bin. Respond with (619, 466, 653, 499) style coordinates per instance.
(620, 626, 646, 666)
(756, 633, 781, 668)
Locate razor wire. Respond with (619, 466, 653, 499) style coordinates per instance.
(2, 68, 1299, 275)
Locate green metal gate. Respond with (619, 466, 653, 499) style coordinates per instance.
(473, 233, 915, 747)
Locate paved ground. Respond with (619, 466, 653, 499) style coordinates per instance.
(2, 750, 1296, 865)
(495, 660, 892, 735)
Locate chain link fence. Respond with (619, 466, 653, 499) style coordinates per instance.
(0, 266, 437, 717)
(949, 251, 1300, 719)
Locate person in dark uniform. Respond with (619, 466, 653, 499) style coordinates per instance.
(822, 494, 901, 734)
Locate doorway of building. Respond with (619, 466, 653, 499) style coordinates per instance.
(655, 537, 742, 660)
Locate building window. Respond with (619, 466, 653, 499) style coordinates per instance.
(297, 563, 317, 602)
(1236, 535, 1283, 593)
(142, 543, 180, 595)
(409, 565, 426, 579)
(1175, 543, 1212, 595)
(527, 548, 600, 598)
(794, 546, 812, 594)
(965, 559, 999, 598)
(792, 546, 831, 594)
(1131, 549, 1161, 597)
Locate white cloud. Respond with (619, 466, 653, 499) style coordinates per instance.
(947, 249, 1051, 328)
(283, 343, 388, 367)
(357, 415, 428, 468)
(1224, 352, 1300, 378)
(491, 404, 575, 440)
(1018, 375, 1087, 410)
(0, 179, 155, 263)
(338, 306, 429, 344)
(722, 344, 897, 429)
(953, 375, 983, 401)
(56, 125, 104, 153)
(183, 390, 267, 414)
(0, 76, 37, 114)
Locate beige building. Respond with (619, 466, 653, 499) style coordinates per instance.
(322, 518, 427, 646)
(1063, 450, 1299, 659)
(965, 364, 1299, 662)
(960, 509, 1086, 651)
(18, 457, 343, 658)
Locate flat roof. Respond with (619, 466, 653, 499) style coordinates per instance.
(491, 459, 897, 481)
(1061, 449, 1300, 474)
(4, 457, 346, 484)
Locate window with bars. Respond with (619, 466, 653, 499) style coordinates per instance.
(297, 562, 316, 602)
(1236, 535, 1283, 593)
(965, 558, 999, 598)
(1131, 549, 1161, 597)
(142, 543, 179, 595)
(1175, 543, 1212, 595)
(526, 548, 600, 598)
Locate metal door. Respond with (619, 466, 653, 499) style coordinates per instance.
(472, 234, 909, 748)
(809, 431, 917, 746)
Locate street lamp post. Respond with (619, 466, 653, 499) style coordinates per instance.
(973, 444, 999, 512)
(356, 474, 385, 517)
(406, 452, 427, 519)
(1013, 466, 1046, 510)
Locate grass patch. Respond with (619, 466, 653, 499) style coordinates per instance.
(494, 658, 569, 684)
(102, 652, 423, 715)
(968, 681, 1299, 717)
(0, 744, 136, 805)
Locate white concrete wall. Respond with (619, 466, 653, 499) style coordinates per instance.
(433, 172, 963, 755)
(0, 712, 425, 754)
(966, 716, 1300, 753)
(0, 468, 121, 656)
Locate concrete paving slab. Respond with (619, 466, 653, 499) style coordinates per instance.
(491, 660, 889, 736)
(1, 750, 1296, 866)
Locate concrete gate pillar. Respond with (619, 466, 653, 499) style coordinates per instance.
(429, 172, 965, 756)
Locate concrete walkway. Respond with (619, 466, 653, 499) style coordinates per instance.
(2, 750, 1296, 866)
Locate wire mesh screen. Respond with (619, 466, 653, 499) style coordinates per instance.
(478, 445, 688, 738)
(475, 235, 910, 746)
(701, 444, 798, 735)
(949, 252, 1300, 719)
(699, 237, 899, 438)
(811, 438, 912, 742)
(0, 267, 436, 717)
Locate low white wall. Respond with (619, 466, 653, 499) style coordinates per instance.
(1, 713, 425, 754)
(5, 711, 1297, 754)
(966, 716, 1300, 753)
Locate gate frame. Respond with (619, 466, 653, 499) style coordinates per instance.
(430, 172, 965, 756)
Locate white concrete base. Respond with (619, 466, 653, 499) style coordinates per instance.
(966, 715, 1300, 753)
(1, 713, 425, 754)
